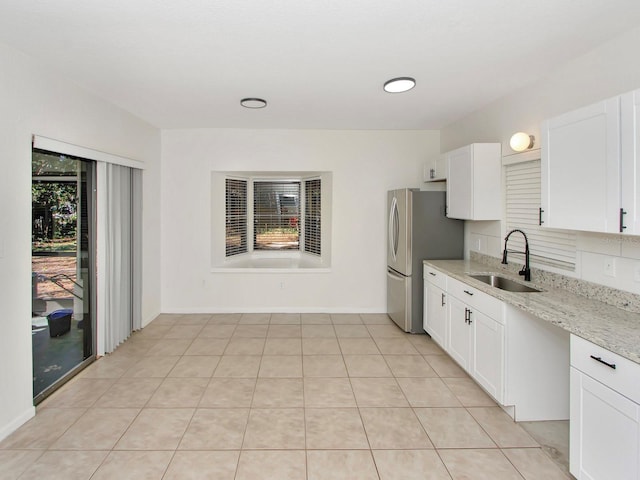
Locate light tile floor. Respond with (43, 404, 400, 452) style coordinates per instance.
(0, 313, 573, 479)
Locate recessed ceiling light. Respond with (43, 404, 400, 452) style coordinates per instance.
(383, 77, 416, 93)
(240, 98, 267, 109)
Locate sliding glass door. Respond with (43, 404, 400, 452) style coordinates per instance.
(31, 149, 96, 403)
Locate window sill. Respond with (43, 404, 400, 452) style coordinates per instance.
(212, 253, 331, 273)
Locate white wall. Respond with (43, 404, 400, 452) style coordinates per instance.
(440, 25, 640, 294)
(0, 41, 161, 440)
(161, 129, 439, 312)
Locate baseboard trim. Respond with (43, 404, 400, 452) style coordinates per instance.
(160, 307, 385, 314)
(0, 405, 35, 442)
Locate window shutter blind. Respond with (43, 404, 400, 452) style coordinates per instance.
(304, 178, 321, 255)
(505, 160, 576, 270)
(225, 178, 247, 256)
(253, 181, 300, 250)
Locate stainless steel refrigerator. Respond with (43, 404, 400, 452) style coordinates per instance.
(387, 189, 464, 333)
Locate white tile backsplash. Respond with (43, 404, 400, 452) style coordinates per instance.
(466, 225, 640, 295)
(580, 252, 619, 289)
(576, 232, 622, 256)
(466, 220, 502, 259)
(469, 220, 501, 236)
(616, 259, 640, 294)
(621, 235, 640, 260)
(469, 234, 486, 254)
(571, 251, 640, 295)
(486, 236, 503, 258)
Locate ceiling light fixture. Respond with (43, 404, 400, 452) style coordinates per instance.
(509, 132, 535, 152)
(240, 98, 267, 109)
(383, 77, 416, 93)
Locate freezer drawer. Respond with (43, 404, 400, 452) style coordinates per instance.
(387, 267, 411, 332)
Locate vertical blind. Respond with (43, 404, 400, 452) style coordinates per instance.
(225, 178, 248, 256)
(505, 159, 576, 270)
(253, 181, 301, 250)
(98, 162, 142, 355)
(304, 178, 322, 255)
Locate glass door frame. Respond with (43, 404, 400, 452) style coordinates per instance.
(32, 148, 97, 405)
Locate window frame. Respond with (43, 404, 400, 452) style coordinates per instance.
(210, 171, 333, 273)
(252, 179, 302, 252)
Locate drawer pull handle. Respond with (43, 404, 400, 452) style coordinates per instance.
(429, 272, 436, 276)
(463, 290, 474, 296)
(441, 293, 446, 307)
(590, 355, 616, 370)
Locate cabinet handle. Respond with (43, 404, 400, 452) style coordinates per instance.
(464, 307, 473, 324)
(539, 208, 544, 226)
(441, 293, 445, 307)
(463, 290, 474, 296)
(620, 208, 627, 233)
(429, 272, 436, 276)
(430, 168, 435, 179)
(590, 355, 616, 370)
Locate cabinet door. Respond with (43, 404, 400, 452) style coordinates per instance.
(541, 97, 621, 232)
(447, 146, 473, 220)
(424, 154, 447, 182)
(435, 154, 448, 181)
(447, 296, 472, 370)
(570, 367, 640, 480)
(621, 89, 640, 234)
(424, 158, 436, 182)
(472, 312, 504, 403)
(424, 283, 447, 349)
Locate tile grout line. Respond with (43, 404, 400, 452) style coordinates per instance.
(9, 313, 571, 478)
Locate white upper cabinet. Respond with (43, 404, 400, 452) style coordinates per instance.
(423, 153, 448, 182)
(541, 97, 621, 233)
(541, 89, 640, 234)
(621, 89, 640, 234)
(446, 143, 501, 220)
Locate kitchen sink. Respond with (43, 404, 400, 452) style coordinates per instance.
(469, 274, 542, 293)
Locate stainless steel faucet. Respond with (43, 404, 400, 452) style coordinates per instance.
(501, 229, 531, 281)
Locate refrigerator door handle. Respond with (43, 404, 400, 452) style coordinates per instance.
(388, 195, 399, 262)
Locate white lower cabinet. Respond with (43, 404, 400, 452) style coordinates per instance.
(423, 266, 448, 349)
(424, 282, 447, 348)
(423, 264, 569, 421)
(570, 335, 640, 479)
(447, 295, 473, 370)
(446, 277, 505, 403)
(472, 312, 504, 402)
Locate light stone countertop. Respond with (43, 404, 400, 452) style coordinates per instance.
(424, 258, 640, 364)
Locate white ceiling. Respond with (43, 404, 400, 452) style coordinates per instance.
(1, 0, 640, 130)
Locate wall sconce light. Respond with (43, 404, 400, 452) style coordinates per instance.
(509, 132, 535, 152)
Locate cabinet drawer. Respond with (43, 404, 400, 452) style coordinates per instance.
(423, 265, 447, 290)
(571, 334, 640, 404)
(447, 276, 503, 322)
